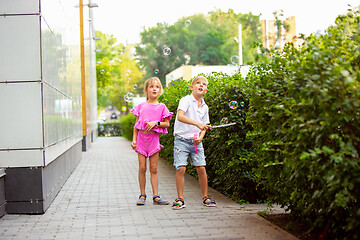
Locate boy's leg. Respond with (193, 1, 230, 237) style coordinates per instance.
(174, 135, 189, 200)
(173, 135, 189, 208)
(196, 166, 216, 206)
(195, 166, 208, 198)
(175, 166, 186, 199)
(149, 152, 159, 196)
(138, 153, 147, 196)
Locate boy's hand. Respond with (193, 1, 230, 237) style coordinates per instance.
(197, 122, 211, 131)
(193, 137, 202, 145)
(131, 141, 136, 150)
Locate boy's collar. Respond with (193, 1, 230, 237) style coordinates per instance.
(191, 94, 205, 106)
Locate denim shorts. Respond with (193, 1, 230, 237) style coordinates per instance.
(173, 134, 206, 170)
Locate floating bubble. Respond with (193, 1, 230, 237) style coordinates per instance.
(229, 101, 238, 109)
(231, 55, 240, 65)
(154, 69, 159, 74)
(124, 92, 134, 103)
(133, 84, 137, 89)
(240, 101, 245, 107)
(100, 69, 105, 74)
(163, 46, 171, 56)
(127, 70, 132, 75)
(220, 117, 228, 125)
(184, 19, 191, 27)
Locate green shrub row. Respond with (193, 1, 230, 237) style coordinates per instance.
(119, 113, 136, 141)
(117, 8, 359, 238)
(244, 9, 360, 239)
(158, 8, 360, 238)
(98, 122, 122, 136)
(159, 72, 262, 202)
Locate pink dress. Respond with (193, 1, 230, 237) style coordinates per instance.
(131, 102, 173, 157)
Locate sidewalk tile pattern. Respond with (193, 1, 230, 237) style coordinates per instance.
(0, 137, 298, 240)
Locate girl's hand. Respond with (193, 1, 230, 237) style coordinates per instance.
(145, 121, 157, 131)
(131, 141, 136, 150)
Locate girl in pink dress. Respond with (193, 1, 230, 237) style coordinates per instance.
(131, 77, 173, 205)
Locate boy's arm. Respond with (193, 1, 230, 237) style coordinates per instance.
(194, 129, 207, 145)
(177, 110, 210, 131)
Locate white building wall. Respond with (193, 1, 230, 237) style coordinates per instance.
(0, 0, 82, 167)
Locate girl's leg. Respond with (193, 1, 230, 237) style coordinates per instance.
(138, 153, 147, 196)
(149, 152, 159, 196)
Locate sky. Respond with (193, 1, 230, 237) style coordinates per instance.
(93, 0, 360, 44)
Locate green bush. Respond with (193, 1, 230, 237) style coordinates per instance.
(246, 8, 360, 238)
(98, 121, 122, 136)
(120, 113, 136, 141)
(116, 8, 360, 238)
(159, 72, 263, 202)
(158, 79, 191, 162)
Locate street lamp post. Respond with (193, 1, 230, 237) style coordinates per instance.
(238, 24, 243, 65)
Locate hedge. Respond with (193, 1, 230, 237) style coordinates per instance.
(159, 72, 263, 203)
(98, 121, 122, 136)
(117, 8, 359, 238)
(120, 113, 136, 141)
(245, 8, 360, 239)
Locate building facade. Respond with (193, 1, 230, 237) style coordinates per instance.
(260, 16, 296, 49)
(165, 65, 250, 86)
(0, 0, 97, 214)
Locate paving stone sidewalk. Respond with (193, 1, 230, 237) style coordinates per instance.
(0, 137, 298, 240)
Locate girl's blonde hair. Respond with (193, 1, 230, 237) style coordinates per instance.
(144, 77, 163, 99)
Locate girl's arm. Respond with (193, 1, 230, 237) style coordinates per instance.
(145, 117, 170, 131)
(160, 117, 170, 128)
(131, 117, 139, 149)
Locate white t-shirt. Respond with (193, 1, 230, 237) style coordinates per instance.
(173, 94, 210, 139)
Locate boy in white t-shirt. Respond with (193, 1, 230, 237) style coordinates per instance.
(172, 76, 216, 209)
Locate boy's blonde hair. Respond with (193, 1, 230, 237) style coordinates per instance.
(144, 77, 163, 98)
(191, 76, 208, 86)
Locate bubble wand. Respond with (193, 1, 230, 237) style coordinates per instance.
(193, 130, 198, 154)
(209, 122, 236, 129)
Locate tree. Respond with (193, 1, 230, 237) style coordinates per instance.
(95, 31, 143, 111)
(135, 9, 263, 84)
(208, 9, 262, 64)
(96, 57, 113, 108)
(272, 10, 289, 49)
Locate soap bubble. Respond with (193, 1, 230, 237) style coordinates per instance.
(231, 55, 240, 65)
(154, 69, 159, 74)
(240, 101, 245, 107)
(163, 46, 171, 56)
(127, 70, 132, 75)
(220, 117, 228, 125)
(133, 84, 137, 89)
(124, 92, 134, 103)
(184, 19, 191, 27)
(229, 101, 238, 109)
(100, 69, 105, 74)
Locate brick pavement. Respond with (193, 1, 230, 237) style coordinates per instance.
(0, 137, 298, 240)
